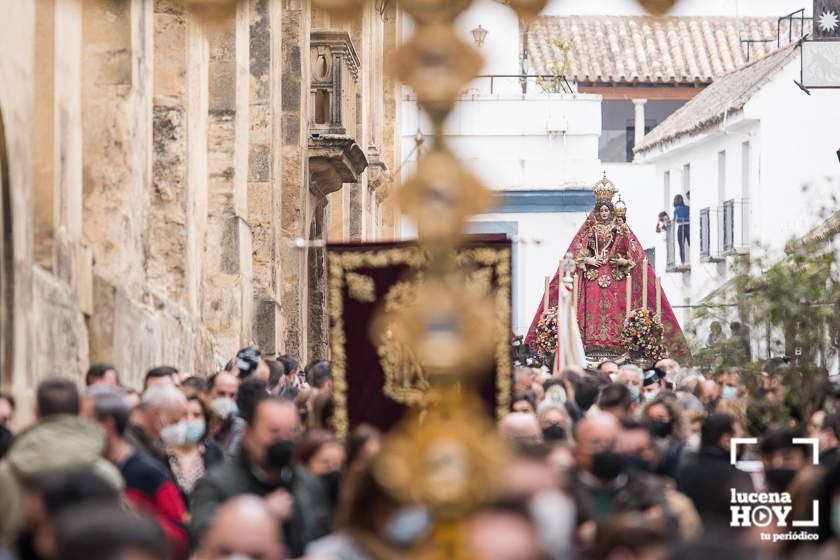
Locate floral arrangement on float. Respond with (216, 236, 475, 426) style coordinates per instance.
(533, 306, 558, 361)
(622, 307, 668, 364)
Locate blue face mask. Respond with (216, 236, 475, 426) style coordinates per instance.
(383, 507, 431, 549)
(183, 420, 205, 444)
(629, 386, 641, 401)
(722, 385, 738, 400)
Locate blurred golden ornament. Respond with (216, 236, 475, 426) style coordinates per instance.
(390, 25, 484, 120)
(311, 0, 368, 19)
(636, 0, 678, 16)
(397, 150, 490, 241)
(373, 271, 498, 379)
(400, 0, 473, 24)
(503, 0, 550, 20)
(373, 390, 510, 518)
(372, 266, 497, 406)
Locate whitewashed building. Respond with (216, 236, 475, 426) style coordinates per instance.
(400, 0, 809, 335)
(634, 40, 840, 353)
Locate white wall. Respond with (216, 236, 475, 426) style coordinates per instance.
(639, 54, 840, 345)
(469, 211, 588, 334)
(401, 93, 602, 190)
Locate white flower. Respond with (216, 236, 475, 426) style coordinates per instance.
(819, 10, 839, 33)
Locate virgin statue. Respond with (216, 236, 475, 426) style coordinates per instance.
(525, 175, 688, 361)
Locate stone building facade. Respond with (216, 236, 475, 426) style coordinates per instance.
(0, 0, 402, 400)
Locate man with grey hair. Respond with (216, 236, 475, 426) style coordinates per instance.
(126, 383, 187, 469)
(500, 412, 543, 447)
(90, 386, 189, 557)
(615, 364, 643, 402)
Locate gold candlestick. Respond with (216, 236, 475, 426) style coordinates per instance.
(626, 274, 632, 318)
(656, 277, 662, 319)
(544, 276, 550, 309)
(642, 258, 648, 309)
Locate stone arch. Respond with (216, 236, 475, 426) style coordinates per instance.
(0, 108, 15, 388)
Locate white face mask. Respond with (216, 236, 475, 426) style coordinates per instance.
(184, 420, 206, 444)
(722, 385, 738, 400)
(160, 420, 188, 446)
(211, 397, 238, 420)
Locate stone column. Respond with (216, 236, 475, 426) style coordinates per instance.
(279, 0, 311, 359)
(33, 0, 56, 269)
(203, 2, 253, 357)
(150, 1, 194, 309)
(633, 98, 647, 149)
(83, 0, 154, 367)
(379, 1, 401, 239)
(248, 0, 284, 356)
(347, 182, 363, 241)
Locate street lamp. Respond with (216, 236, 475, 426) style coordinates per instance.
(471, 25, 489, 48)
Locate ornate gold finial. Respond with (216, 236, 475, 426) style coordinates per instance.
(614, 195, 627, 218)
(593, 174, 616, 205)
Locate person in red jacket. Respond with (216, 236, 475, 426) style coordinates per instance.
(88, 386, 189, 559)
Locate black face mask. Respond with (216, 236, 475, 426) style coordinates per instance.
(648, 420, 673, 439)
(266, 439, 295, 471)
(591, 450, 625, 481)
(321, 469, 342, 505)
(543, 424, 567, 442)
(765, 469, 797, 493)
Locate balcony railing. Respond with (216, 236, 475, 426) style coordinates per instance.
(665, 224, 676, 271)
(722, 198, 750, 254)
(700, 208, 711, 259)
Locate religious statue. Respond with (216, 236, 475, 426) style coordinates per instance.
(525, 175, 688, 362)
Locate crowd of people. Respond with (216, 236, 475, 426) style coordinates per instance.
(1, 347, 840, 559)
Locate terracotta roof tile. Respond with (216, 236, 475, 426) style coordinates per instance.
(634, 42, 800, 154)
(526, 15, 784, 85)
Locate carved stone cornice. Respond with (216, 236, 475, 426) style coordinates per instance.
(311, 30, 360, 82)
(308, 134, 369, 198)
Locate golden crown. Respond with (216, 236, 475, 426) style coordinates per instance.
(593, 173, 616, 204)
(614, 196, 627, 218)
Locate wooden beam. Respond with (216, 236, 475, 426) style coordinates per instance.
(579, 84, 705, 101)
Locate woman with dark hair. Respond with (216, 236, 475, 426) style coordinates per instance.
(673, 194, 690, 265)
(166, 393, 223, 499)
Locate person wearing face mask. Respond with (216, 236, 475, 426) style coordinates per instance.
(570, 413, 672, 529)
(89, 385, 189, 559)
(307, 456, 432, 559)
(759, 428, 808, 494)
(640, 368, 666, 403)
(166, 394, 223, 500)
(676, 413, 753, 530)
(207, 371, 246, 457)
(615, 364, 643, 403)
(641, 393, 689, 481)
(294, 429, 346, 524)
(126, 384, 189, 471)
(191, 396, 331, 558)
(716, 368, 742, 402)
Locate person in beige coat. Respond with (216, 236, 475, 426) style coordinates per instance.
(0, 376, 122, 549)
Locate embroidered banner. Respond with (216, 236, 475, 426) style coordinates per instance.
(327, 236, 513, 438)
